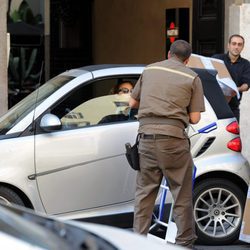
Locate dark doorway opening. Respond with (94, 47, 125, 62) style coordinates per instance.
(50, 0, 92, 78)
(192, 0, 224, 56)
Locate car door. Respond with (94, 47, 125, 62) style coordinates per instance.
(34, 75, 139, 215)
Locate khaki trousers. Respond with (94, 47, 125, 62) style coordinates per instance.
(133, 136, 197, 248)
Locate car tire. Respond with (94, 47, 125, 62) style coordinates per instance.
(0, 186, 25, 206)
(193, 178, 245, 245)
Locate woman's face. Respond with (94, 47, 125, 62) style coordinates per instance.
(117, 82, 133, 95)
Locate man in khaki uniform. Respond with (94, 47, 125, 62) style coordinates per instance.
(129, 40, 205, 249)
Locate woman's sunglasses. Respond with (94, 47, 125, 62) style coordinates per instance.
(118, 88, 133, 94)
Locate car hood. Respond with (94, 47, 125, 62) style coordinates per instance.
(0, 203, 185, 250)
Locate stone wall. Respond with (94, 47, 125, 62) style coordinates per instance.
(229, 3, 250, 163)
(0, 0, 8, 115)
(92, 0, 192, 64)
(241, 92, 250, 162)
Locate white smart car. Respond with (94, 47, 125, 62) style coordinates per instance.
(0, 203, 183, 250)
(0, 62, 249, 245)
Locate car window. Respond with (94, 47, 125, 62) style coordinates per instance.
(50, 77, 138, 130)
(0, 75, 74, 135)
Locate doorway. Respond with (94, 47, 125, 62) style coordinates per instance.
(50, 0, 92, 77)
(192, 0, 224, 56)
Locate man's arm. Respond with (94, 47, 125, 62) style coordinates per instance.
(189, 112, 201, 124)
(129, 97, 140, 109)
(188, 76, 205, 124)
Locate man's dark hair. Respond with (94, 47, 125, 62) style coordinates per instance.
(228, 34, 245, 44)
(169, 40, 192, 62)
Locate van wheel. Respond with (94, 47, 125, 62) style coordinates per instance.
(193, 178, 245, 245)
(0, 186, 25, 206)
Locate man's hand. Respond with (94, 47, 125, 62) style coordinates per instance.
(238, 83, 249, 92)
(189, 112, 201, 124)
(129, 97, 140, 109)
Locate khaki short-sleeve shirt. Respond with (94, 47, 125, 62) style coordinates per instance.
(131, 58, 205, 138)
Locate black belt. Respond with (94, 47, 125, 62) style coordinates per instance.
(140, 134, 171, 139)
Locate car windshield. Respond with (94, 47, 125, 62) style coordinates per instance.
(0, 204, 118, 250)
(0, 75, 74, 135)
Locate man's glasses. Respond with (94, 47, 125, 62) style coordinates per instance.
(118, 88, 133, 94)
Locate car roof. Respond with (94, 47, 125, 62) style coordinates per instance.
(77, 64, 145, 72)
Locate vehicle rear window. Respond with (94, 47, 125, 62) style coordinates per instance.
(192, 68, 234, 119)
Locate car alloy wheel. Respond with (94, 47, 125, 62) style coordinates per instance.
(193, 178, 245, 245)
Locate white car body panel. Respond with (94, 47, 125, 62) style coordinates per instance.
(67, 220, 185, 250)
(35, 122, 138, 214)
(0, 203, 185, 250)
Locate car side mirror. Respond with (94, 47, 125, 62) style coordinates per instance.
(40, 114, 62, 132)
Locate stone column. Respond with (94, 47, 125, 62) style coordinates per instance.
(44, 0, 50, 81)
(229, 3, 250, 59)
(0, 0, 8, 115)
(229, 3, 250, 162)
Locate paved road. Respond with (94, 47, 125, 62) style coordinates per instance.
(147, 234, 249, 249)
(146, 228, 250, 249)
(195, 241, 249, 250)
